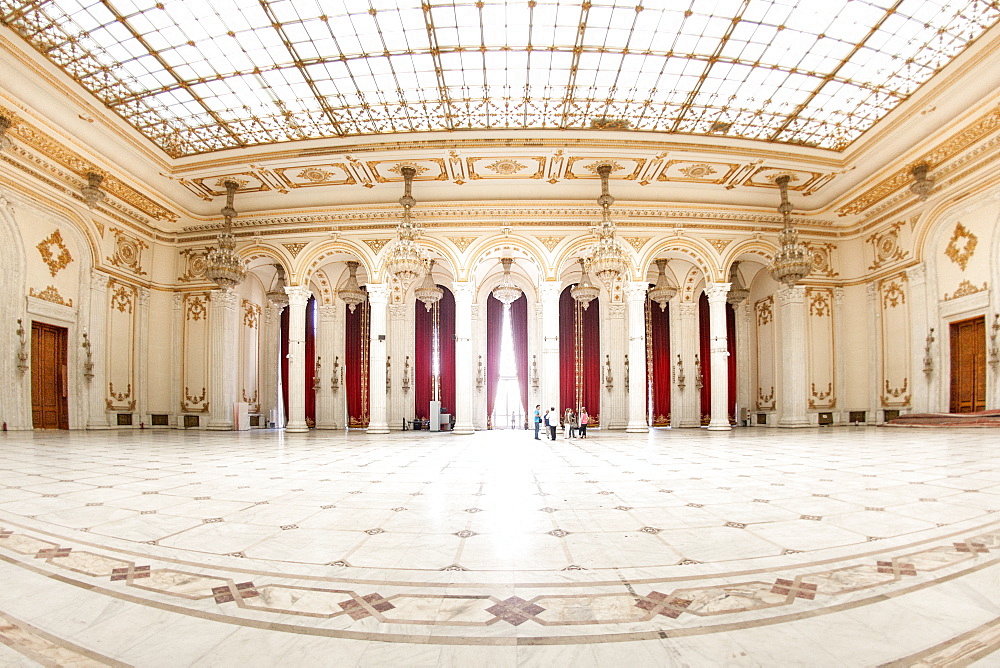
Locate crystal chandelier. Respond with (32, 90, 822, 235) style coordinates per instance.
(647, 258, 678, 311)
(769, 175, 811, 287)
(265, 264, 289, 308)
(727, 261, 750, 304)
(339, 260, 368, 313)
(491, 257, 523, 306)
(570, 258, 600, 309)
(414, 258, 444, 311)
(910, 163, 934, 201)
(585, 163, 630, 286)
(80, 172, 105, 209)
(205, 180, 248, 290)
(0, 115, 12, 152)
(383, 166, 426, 287)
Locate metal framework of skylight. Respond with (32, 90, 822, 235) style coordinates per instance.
(2, 0, 997, 157)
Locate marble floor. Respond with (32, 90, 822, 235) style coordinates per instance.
(0, 426, 999, 667)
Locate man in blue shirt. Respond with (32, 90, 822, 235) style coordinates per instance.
(533, 404, 542, 440)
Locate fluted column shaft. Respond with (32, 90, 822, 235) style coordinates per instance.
(260, 304, 281, 428)
(87, 271, 110, 429)
(539, 282, 562, 416)
(208, 288, 240, 430)
(777, 284, 810, 427)
(284, 286, 312, 433)
(905, 264, 931, 413)
(706, 282, 732, 431)
(136, 287, 150, 424)
(452, 282, 475, 434)
(625, 281, 649, 433)
(366, 284, 390, 434)
(315, 304, 337, 429)
(866, 283, 880, 425)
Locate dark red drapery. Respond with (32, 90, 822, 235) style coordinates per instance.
(699, 292, 711, 425)
(559, 287, 575, 417)
(280, 306, 289, 424)
(727, 302, 737, 422)
(559, 287, 600, 423)
(305, 295, 316, 426)
(485, 294, 504, 425)
(581, 292, 600, 424)
(345, 296, 370, 427)
(438, 288, 456, 417)
(648, 297, 671, 426)
(510, 293, 528, 427)
(414, 298, 433, 420)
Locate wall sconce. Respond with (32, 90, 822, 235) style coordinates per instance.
(989, 316, 999, 371)
(624, 354, 629, 393)
(312, 356, 323, 391)
(676, 354, 685, 390)
(81, 331, 94, 382)
(15, 318, 27, 374)
(402, 355, 411, 392)
(694, 354, 703, 390)
(923, 329, 935, 377)
(476, 355, 484, 389)
(331, 356, 340, 391)
(531, 354, 539, 389)
(386, 355, 392, 393)
(604, 354, 613, 391)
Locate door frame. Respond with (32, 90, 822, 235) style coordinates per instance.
(948, 314, 987, 414)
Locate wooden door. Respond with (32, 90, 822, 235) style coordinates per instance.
(31, 321, 69, 429)
(949, 316, 986, 413)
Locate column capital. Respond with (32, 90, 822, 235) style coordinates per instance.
(211, 287, 240, 309)
(704, 282, 731, 303)
(777, 284, 806, 306)
(285, 285, 312, 306)
(451, 281, 475, 302)
(905, 262, 927, 285)
(865, 281, 879, 301)
(539, 281, 562, 302)
(91, 270, 109, 291)
(366, 283, 390, 304)
(625, 281, 648, 302)
(318, 304, 338, 322)
(677, 302, 698, 318)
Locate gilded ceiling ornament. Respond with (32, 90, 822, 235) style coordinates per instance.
(388, 162, 428, 177)
(943, 280, 987, 301)
(622, 236, 651, 251)
(214, 177, 249, 190)
(944, 222, 977, 270)
(535, 236, 563, 251)
(296, 167, 334, 182)
(678, 163, 718, 179)
(583, 160, 623, 174)
(36, 229, 73, 277)
(447, 237, 477, 252)
(282, 242, 308, 258)
(28, 285, 72, 307)
(708, 238, 732, 253)
(363, 238, 389, 254)
(483, 159, 527, 175)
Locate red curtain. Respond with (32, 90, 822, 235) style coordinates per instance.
(485, 294, 504, 426)
(699, 292, 711, 425)
(414, 298, 433, 421)
(280, 307, 289, 424)
(649, 297, 671, 426)
(345, 296, 370, 427)
(510, 293, 528, 427)
(727, 302, 737, 423)
(559, 287, 600, 423)
(438, 287, 456, 417)
(559, 287, 575, 417)
(305, 295, 316, 426)
(581, 291, 600, 425)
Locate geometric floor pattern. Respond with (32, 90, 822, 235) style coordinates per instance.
(0, 426, 999, 666)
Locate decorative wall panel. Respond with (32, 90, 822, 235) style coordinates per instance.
(182, 293, 211, 413)
(755, 296, 776, 410)
(106, 279, 136, 411)
(806, 288, 835, 409)
(240, 299, 261, 413)
(879, 275, 911, 407)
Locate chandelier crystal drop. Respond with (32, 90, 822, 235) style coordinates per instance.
(80, 171, 105, 209)
(414, 258, 444, 311)
(570, 258, 600, 309)
(265, 264, 289, 308)
(491, 257, 523, 306)
(339, 260, 368, 313)
(768, 175, 812, 287)
(727, 261, 750, 305)
(647, 258, 678, 311)
(585, 164, 630, 286)
(0, 115, 12, 152)
(909, 163, 934, 201)
(205, 180, 248, 290)
(383, 166, 427, 287)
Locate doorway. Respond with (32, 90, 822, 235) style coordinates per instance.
(31, 321, 69, 429)
(949, 316, 986, 413)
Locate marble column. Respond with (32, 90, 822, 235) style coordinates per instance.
(705, 282, 732, 431)
(735, 300, 752, 425)
(833, 287, 847, 423)
(315, 304, 338, 429)
(905, 263, 931, 414)
(284, 286, 311, 433)
(673, 301, 700, 428)
(86, 270, 110, 429)
(604, 301, 628, 429)
(136, 286, 150, 424)
(539, 281, 562, 415)
(777, 284, 809, 428)
(866, 282, 880, 425)
(366, 284, 390, 434)
(207, 288, 240, 430)
(260, 303, 282, 428)
(453, 282, 475, 434)
(625, 281, 649, 433)
(387, 302, 411, 430)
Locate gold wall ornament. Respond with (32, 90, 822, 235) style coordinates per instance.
(110, 285, 134, 313)
(755, 296, 774, 326)
(531, 354, 539, 389)
(447, 236, 477, 252)
(243, 300, 261, 328)
(884, 378, 909, 399)
(178, 248, 209, 282)
(942, 279, 987, 301)
(534, 236, 564, 252)
(757, 386, 775, 410)
(622, 236, 651, 252)
(881, 279, 907, 309)
(181, 387, 209, 413)
(15, 319, 28, 374)
(708, 238, 733, 253)
(0, 114, 12, 152)
(28, 285, 73, 307)
(483, 159, 527, 175)
(476, 355, 484, 389)
(866, 221, 908, 270)
(363, 238, 389, 254)
(803, 242, 839, 277)
(282, 242, 308, 258)
(107, 229, 148, 276)
(185, 295, 208, 321)
(36, 229, 73, 277)
(944, 222, 977, 271)
(806, 288, 831, 317)
(241, 389, 259, 413)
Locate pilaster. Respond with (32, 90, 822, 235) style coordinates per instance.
(86, 271, 110, 429)
(539, 281, 562, 417)
(605, 301, 627, 429)
(705, 282, 732, 431)
(136, 286, 150, 424)
(905, 263, 931, 413)
(625, 281, 649, 433)
(673, 301, 700, 427)
(387, 302, 410, 430)
(866, 282, 880, 425)
(207, 288, 240, 430)
(366, 284, 390, 434)
(833, 287, 846, 423)
(315, 304, 338, 429)
(284, 286, 312, 433)
(777, 284, 809, 427)
(452, 282, 475, 434)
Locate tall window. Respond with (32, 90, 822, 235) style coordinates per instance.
(491, 304, 521, 429)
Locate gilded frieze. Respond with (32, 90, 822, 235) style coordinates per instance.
(944, 222, 977, 271)
(36, 229, 73, 277)
(943, 280, 988, 301)
(28, 285, 72, 307)
(467, 157, 545, 180)
(107, 229, 148, 276)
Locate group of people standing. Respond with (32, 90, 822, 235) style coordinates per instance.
(533, 405, 589, 440)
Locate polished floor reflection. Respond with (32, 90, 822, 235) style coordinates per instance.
(0, 426, 998, 666)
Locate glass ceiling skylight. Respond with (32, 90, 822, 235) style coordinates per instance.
(2, 0, 997, 157)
